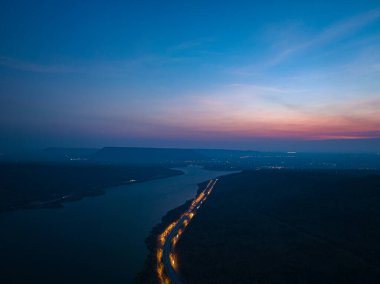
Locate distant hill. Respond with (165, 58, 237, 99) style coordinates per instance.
(42, 147, 99, 161)
(0, 148, 100, 163)
(196, 149, 259, 160)
(0, 147, 260, 165)
(91, 147, 207, 165)
(3, 147, 380, 169)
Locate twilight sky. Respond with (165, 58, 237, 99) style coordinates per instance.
(1, 0, 380, 152)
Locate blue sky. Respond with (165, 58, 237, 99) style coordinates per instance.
(1, 0, 380, 152)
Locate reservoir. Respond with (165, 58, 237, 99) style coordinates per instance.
(0, 166, 231, 283)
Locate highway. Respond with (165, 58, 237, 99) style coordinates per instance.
(156, 179, 219, 284)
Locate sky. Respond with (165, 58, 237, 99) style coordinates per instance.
(1, 0, 380, 152)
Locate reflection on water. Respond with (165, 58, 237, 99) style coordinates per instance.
(0, 166, 232, 283)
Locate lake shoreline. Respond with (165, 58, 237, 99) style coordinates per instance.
(23, 170, 184, 211)
(0, 166, 232, 284)
(0, 163, 184, 214)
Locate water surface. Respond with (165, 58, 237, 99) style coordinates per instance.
(0, 166, 231, 283)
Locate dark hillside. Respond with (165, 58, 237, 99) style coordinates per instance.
(177, 170, 380, 284)
(91, 147, 206, 165)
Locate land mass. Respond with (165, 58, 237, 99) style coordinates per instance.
(175, 170, 380, 283)
(3, 147, 380, 170)
(0, 162, 182, 213)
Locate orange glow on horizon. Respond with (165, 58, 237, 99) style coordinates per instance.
(138, 92, 380, 142)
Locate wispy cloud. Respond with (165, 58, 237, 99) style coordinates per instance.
(226, 83, 308, 94)
(0, 55, 180, 77)
(167, 37, 214, 54)
(140, 84, 380, 140)
(0, 56, 81, 73)
(269, 8, 380, 65)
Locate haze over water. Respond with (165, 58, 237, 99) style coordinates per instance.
(0, 166, 230, 284)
